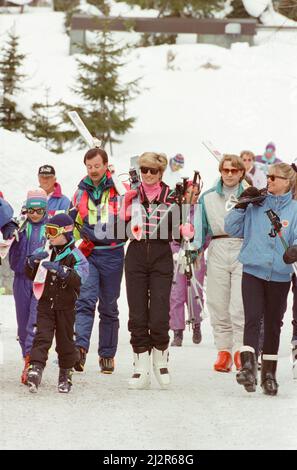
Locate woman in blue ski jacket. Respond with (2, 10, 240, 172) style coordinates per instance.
(224, 162, 297, 396)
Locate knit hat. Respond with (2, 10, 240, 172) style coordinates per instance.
(170, 153, 185, 168)
(26, 188, 47, 209)
(47, 213, 74, 242)
(265, 142, 276, 152)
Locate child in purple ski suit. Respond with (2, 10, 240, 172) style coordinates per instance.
(9, 189, 48, 384)
(170, 181, 207, 346)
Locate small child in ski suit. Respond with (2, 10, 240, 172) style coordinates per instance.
(26, 213, 89, 393)
(170, 181, 207, 346)
(9, 189, 48, 384)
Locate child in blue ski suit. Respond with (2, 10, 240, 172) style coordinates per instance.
(9, 189, 48, 384)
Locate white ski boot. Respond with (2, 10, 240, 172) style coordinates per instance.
(128, 350, 151, 390)
(292, 344, 297, 380)
(152, 347, 170, 389)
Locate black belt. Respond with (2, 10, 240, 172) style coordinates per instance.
(212, 235, 243, 240)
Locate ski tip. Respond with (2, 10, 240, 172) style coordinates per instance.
(33, 284, 44, 300)
(132, 226, 143, 241)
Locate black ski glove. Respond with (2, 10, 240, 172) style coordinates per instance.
(235, 187, 264, 210)
(283, 245, 297, 264)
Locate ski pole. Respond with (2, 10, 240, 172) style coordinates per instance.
(265, 209, 297, 276)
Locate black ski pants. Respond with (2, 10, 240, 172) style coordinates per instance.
(242, 272, 290, 356)
(291, 274, 297, 341)
(30, 302, 77, 369)
(125, 240, 173, 352)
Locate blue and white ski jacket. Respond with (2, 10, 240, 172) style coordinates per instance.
(224, 191, 297, 282)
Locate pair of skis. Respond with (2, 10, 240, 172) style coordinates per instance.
(32, 240, 52, 300)
(68, 111, 143, 240)
(68, 111, 126, 196)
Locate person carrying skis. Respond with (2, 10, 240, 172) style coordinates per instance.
(200, 154, 246, 373)
(255, 142, 282, 174)
(225, 162, 297, 395)
(164, 153, 185, 188)
(9, 189, 48, 384)
(170, 180, 207, 347)
(70, 148, 125, 374)
(38, 165, 70, 216)
(26, 213, 89, 393)
(120, 152, 184, 390)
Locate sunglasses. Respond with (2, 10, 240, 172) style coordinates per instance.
(27, 208, 46, 215)
(140, 167, 160, 175)
(267, 174, 288, 182)
(221, 168, 240, 176)
(45, 224, 73, 239)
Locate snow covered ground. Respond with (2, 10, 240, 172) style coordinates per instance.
(1, 290, 296, 451)
(1, 7, 297, 450)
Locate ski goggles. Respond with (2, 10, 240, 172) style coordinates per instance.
(140, 166, 160, 175)
(27, 208, 46, 215)
(45, 224, 73, 239)
(267, 174, 288, 182)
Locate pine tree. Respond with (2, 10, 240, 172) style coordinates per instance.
(122, 0, 224, 17)
(227, 0, 251, 18)
(69, 22, 139, 153)
(278, 0, 297, 21)
(0, 29, 27, 132)
(87, 0, 110, 14)
(123, 1, 224, 45)
(27, 89, 70, 154)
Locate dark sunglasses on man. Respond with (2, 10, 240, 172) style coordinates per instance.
(140, 166, 160, 175)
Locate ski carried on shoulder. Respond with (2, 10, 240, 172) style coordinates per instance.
(33, 240, 52, 300)
(68, 111, 126, 196)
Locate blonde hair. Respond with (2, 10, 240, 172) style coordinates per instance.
(219, 154, 246, 181)
(138, 152, 168, 175)
(270, 163, 297, 199)
(240, 150, 255, 161)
